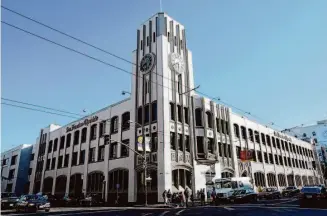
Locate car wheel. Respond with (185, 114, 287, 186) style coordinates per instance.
(45, 209, 50, 212)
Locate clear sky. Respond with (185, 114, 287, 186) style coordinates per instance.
(2, 0, 327, 151)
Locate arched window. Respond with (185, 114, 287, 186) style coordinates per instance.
(90, 124, 97, 140)
(287, 174, 295, 186)
(206, 111, 213, 128)
(195, 108, 203, 126)
(81, 128, 87, 143)
(122, 112, 130, 131)
(278, 174, 286, 187)
(108, 169, 129, 192)
(267, 173, 277, 187)
(111, 116, 119, 134)
(241, 126, 247, 139)
(69, 174, 83, 197)
(55, 175, 67, 196)
(254, 172, 266, 187)
(233, 124, 240, 138)
(87, 172, 104, 194)
(43, 177, 53, 194)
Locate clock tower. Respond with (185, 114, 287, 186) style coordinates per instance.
(130, 13, 196, 203)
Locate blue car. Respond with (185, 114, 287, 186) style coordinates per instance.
(15, 195, 50, 213)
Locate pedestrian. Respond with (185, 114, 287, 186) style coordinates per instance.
(162, 190, 167, 205)
(190, 192, 194, 207)
(211, 187, 216, 205)
(179, 192, 184, 207)
(200, 189, 205, 206)
(184, 188, 190, 207)
(167, 189, 172, 204)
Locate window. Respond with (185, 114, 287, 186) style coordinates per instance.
(234, 124, 240, 138)
(236, 146, 241, 159)
(111, 116, 119, 134)
(8, 169, 15, 179)
(248, 129, 254, 142)
(46, 159, 50, 170)
(90, 124, 97, 140)
(48, 140, 53, 153)
(180, 40, 183, 49)
(64, 154, 69, 167)
(178, 74, 182, 94)
(74, 130, 80, 145)
(279, 155, 283, 165)
(272, 137, 276, 148)
(170, 103, 175, 121)
(99, 121, 105, 137)
(72, 152, 78, 166)
(153, 32, 156, 42)
(241, 126, 247, 139)
(66, 133, 71, 148)
(57, 156, 63, 169)
(121, 112, 130, 131)
(269, 153, 273, 164)
(11, 155, 17, 165)
(121, 139, 129, 157)
(178, 134, 183, 151)
(266, 135, 271, 146)
(152, 101, 157, 122)
(98, 146, 105, 161)
(2, 158, 8, 166)
(288, 158, 291, 167)
(138, 107, 143, 124)
(281, 140, 285, 150)
(173, 105, 181, 123)
(285, 142, 289, 151)
(197, 137, 204, 158)
(184, 135, 190, 152)
(140, 40, 143, 50)
(60, 136, 65, 149)
(170, 132, 176, 150)
(261, 133, 266, 145)
(276, 139, 280, 149)
(51, 158, 56, 170)
(146, 36, 149, 46)
(54, 138, 58, 151)
(6, 184, 13, 192)
(257, 151, 262, 162)
(208, 138, 214, 154)
(89, 148, 95, 163)
(30, 153, 34, 161)
(184, 107, 189, 124)
(284, 157, 287, 166)
(151, 133, 158, 152)
(144, 79, 148, 94)
(206, 111, 213, 128)
(168, 32, 170, 41)
(144, 105, 150, 124)
(109, 143, 118, 159)
(80, 150, 85, 165)
(254, 131, 260, 143)
(195, 108, 202, 126)
(174, 36, 177, 46)
(275, 155, 279, 165)
(264, 153, 268, 163)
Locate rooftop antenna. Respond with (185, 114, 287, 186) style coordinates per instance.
(160, 0, 163, 12)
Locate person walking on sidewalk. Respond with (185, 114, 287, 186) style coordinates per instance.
(200, 189, 205, 206)
(184, 188, 190, 207)
(167, 189, 172, 205)
(190, 192, 194, 207)
(162, 190, 167, 205)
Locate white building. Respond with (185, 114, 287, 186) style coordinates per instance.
(25, 12, 323, 204)
(1, 144, 34, 195)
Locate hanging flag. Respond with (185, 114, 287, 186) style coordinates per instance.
(145, 137, 151, 152)
(137, 136, 143, 151)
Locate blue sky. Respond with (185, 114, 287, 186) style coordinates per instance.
(2, 0, 327, 151)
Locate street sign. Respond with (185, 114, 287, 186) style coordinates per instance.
(116, 184, 120, 189)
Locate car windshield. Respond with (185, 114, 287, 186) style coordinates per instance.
(215, 180, 238, 189)
(285, 187, 294, 190)
(21, 195, 38, 201)
(301, 187, 321, 193)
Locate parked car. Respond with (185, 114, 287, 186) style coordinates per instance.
(80, 194, 104, 207)
(299, 186, 327, 208)
(15, 195, 50, 213)
(1, 193, 19, 209)
(228, 188, 258, 204)
(282, 186, 300, 197)
(258, 188, 281, 200)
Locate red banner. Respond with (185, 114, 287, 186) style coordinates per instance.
(240, 150, 254, 162)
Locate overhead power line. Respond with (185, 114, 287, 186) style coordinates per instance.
(1, 97, 84, 117)
(0, 5, 273, 126)
(1, 102, 78, 119)
(1, 6, 306, 132)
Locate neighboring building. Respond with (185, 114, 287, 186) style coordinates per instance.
(282, 119, 327, 163)
(19, 12, 324, 204)
(1, 144, 34, 195)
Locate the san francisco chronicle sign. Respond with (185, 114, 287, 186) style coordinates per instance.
(66, 116, 99, 133)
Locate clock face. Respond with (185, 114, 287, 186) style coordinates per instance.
(140, 53, 156, 73)
(169, 53, 185, 74)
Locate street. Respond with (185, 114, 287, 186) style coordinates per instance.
(3, 198, 327, 216)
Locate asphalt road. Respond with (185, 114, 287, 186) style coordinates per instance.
(4, 198, 326, 216)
